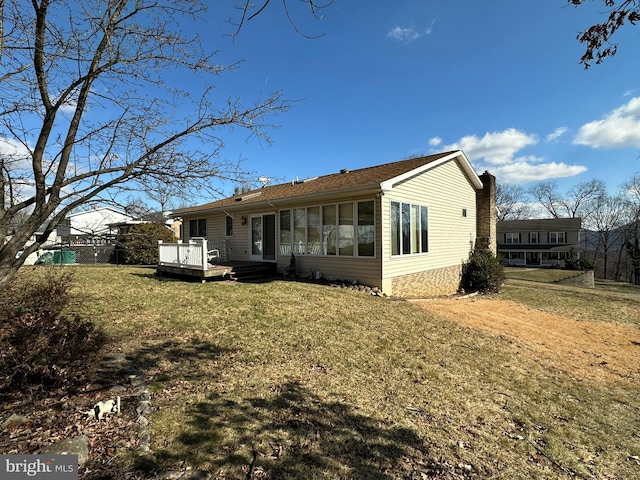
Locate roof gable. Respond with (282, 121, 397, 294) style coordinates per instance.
(174, 150, 481, 216)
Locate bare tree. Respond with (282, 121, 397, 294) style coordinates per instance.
(568, 0, 640, 68)
(621, 172, 640, 284)
(562, 179, 607, 219)
(496, 183, 533, 221)
(529, 179, 606, 219)
(528, 181, 562, 218)
(0, 0, 327, 288)
(583, 193, 627, 279)
(230, 0, 332, 39)
(0, 0, 4, 61)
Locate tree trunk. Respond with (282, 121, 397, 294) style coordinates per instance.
(0, 239, 30, 290)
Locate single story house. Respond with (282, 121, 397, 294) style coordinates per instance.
(57, 206, 134, 245)
(171, 150, 496, 297)
(497, 217, 582, 267)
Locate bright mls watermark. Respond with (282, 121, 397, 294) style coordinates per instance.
(1, 455, 77, 479)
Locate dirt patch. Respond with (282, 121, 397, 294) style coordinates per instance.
(415, 296, 640, 384)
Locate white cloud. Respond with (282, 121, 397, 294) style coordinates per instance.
(440, 128, 587, 184)
(387, 22, 434, 44)
(443, 128, 537, 165)
(487, 160, 587, 184)
(387, 26, 421, 43)
(0, 137, 32, 167)
(546, 127, 567, 142)
(428, 136, 442, 146)
(1, 137, 35, 202)
(60, 101, 77, 115)
(573, 96, 640, 148)
(425, 20, 435, 35)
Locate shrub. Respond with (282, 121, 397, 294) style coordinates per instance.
(461, 250, 506, 294)
(564, 250, 594, 271)
(0, 271, 106, 395)
(117, 222, 176, 265)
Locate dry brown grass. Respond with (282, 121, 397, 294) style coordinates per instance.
(30, 266, 640, 478)
(500, 279, 640, 326)
(503, 266, 580, 283)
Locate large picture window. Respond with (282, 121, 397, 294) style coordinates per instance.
(391, 201, 428, 256)
(293, 208, 306, 254)
(322, 205, 337, 255)
(357, 201, 375, 257)
(339, 203, 354, 256)
(279, 200, 375, 257)
(307, 206, 321, 255)
(279, 210, 291, 253)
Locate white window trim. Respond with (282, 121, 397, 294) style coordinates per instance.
(390, 200, 429, 257)
(505, 232, 520, 244)
(278, 200, 376, 258)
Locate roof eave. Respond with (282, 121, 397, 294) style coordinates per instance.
(173, 184, 383, 217)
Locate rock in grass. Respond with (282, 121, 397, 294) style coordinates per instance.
(1, 414, 30, 430)
(40, 435, 89, 466)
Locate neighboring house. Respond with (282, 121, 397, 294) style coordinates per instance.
(497, 217, 582, 267)
(108, 218, 179, 241)
(171, 150, 496, 297)
(57, 206, 134, 245)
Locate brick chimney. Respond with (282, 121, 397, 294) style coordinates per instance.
(476, 171, 497, 254)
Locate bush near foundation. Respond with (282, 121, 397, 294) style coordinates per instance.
(0, 271, 106, 394)
(461, 250, 506, 294)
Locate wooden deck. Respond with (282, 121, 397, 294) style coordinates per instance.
(156, 261, 277, 282)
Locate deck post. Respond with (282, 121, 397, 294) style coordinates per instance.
(177, 240, 183, 268)
(200, 238, 208, 271)
(189, 237, 208, 271)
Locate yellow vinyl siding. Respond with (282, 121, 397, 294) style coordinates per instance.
(226, 214, 250, 261)
(382, 159, 477, 282)
(182, 212, 250, 261)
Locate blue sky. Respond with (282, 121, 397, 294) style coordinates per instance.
(2, 1, 639, 211)
(199, 0, 640, 199)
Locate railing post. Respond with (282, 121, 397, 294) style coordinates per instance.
(201, 238, 208, 271)
(158, 240, 163, 265)
(177, 240, 182, 268)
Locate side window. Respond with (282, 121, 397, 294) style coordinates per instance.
(225, 216, 233, 237)
(189, 218, 206, 238)
(505, 233, 520, 244)
(390, 201, 428, 255)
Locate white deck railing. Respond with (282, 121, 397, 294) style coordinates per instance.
(158, 238, 208, 270)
